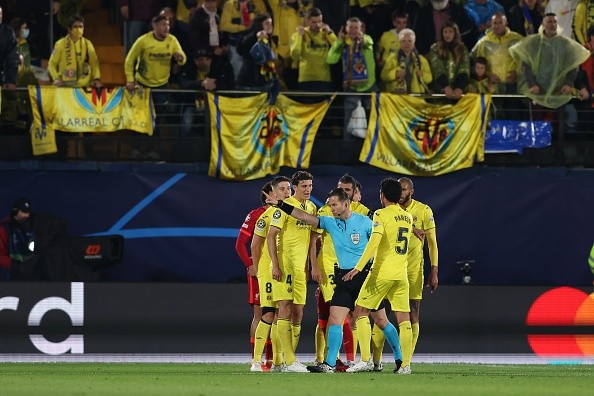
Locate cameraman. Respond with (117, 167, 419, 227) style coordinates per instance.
(0, 198, 35, 280)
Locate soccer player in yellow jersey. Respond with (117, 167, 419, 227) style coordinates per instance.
(250, 176, 292, 372)
(344, 178, 414, 374)
(124, 14, 186, 92)
(399, 177, 438, 349)
(268, 171, 316, 373)
(370, 177, 439, 370)
(311, 174, 371, 368)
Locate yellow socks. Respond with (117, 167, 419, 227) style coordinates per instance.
(291, 323, 301, 353)
(252, 321, 271, 364)
(355, 316, 372, 362)
(412, 322, 420, 356)
(399, 320, 413, 367)
(371, 324, 385, 364)
(278, 319, 295, 365)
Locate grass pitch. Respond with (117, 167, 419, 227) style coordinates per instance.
(0, 363, 592, 396)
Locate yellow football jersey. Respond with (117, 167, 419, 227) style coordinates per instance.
(253, 206, 276, 277)
(356, 204, 412, 280)
(270, 195, 317, 272)
(404, 199, 436, 270)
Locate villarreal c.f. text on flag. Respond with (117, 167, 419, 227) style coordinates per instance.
(29, 86, 154, 156)
(360, 93, 491, 176)
(208, 93, 333, 181)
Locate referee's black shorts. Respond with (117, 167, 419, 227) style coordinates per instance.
(330, 266, 369, 311)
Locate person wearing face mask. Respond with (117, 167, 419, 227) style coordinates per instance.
(10, 18, 32, 70)
(48, 15, 102, 88)
(412, 0, 476, 56)
(3, 18, 37, 131)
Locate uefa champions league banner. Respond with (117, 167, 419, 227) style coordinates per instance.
(28, 86, 154, 156)
(0, 169, 592, 285)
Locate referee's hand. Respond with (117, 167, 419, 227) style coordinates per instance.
(342, 268, 359, 282)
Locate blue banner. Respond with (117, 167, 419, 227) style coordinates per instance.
(485, 120, 552, 154)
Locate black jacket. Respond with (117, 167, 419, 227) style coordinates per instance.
(413, 3, 477, 56)
(0, 23, 19, 85)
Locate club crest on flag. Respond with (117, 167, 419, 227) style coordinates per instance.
(406, 116, 454, 157)
(253, 105, 288, 156)
(73, 87, 123, 114)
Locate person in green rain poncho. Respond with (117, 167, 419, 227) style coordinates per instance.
(509, 13, 590, 109)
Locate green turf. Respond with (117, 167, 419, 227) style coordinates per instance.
(0, 363, 592, 396)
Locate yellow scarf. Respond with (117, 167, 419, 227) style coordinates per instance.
(62, 36, 89, 84)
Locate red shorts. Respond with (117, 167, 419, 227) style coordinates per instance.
(248, 274, 260, 305)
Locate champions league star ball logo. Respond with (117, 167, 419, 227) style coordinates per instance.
(406, 116, 454, 157)
(252, 105, 289, 156)
(73, 87, 123, 114)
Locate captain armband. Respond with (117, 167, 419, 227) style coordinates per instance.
(276, 200, 294, 215)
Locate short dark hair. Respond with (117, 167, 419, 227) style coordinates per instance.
(291, 171, 313, 186)
(152, 14, 169, 25)
(260, 181, 273, 205)
(391, 10, 408, 21)
(193, 48, 212, 59)
(354, 181, 362, 193)
(380, 178, 402, 203)
(307, 7, 322, 18)
(338, 173, 357, 187)
(544, 12, 556, 18)
(587, 25, 594, 40)
(67, 15, 84, 28)
(272, 176, 291, 188)
(328, 187, 349, 203)
(474, 56, 488, 66)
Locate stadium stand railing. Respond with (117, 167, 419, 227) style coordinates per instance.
(1, 88, 593, 167)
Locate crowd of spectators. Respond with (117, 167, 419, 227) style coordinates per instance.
(2, 0, 594, 136)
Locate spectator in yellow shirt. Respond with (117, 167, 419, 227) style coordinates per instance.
(48, 15, 101, 88)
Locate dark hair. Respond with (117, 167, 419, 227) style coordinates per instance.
(152, 14, 169, 25)
(328, 187, 349, 203)
(544, 12, 556, 18)
(291, 171, 313, 186)
(272, 176, 291, 187)
(437, 21, 465, 62)
(260, 181, 273, 205)
(588, 26, 594, 40)
(380, 178, 402, 203)
(10, 17, 26, 34)
(347, 17, 362, 25)
(391, 10, 408, 21)
(339, 173, 357, 185)
(67, 15, 85, 29)
(193, 48, 212, 59)
(354, 181, 362, 193)
(250, 13, 272, 33)
(307, 7, 322, 18)
(474, 56, 488, 65)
